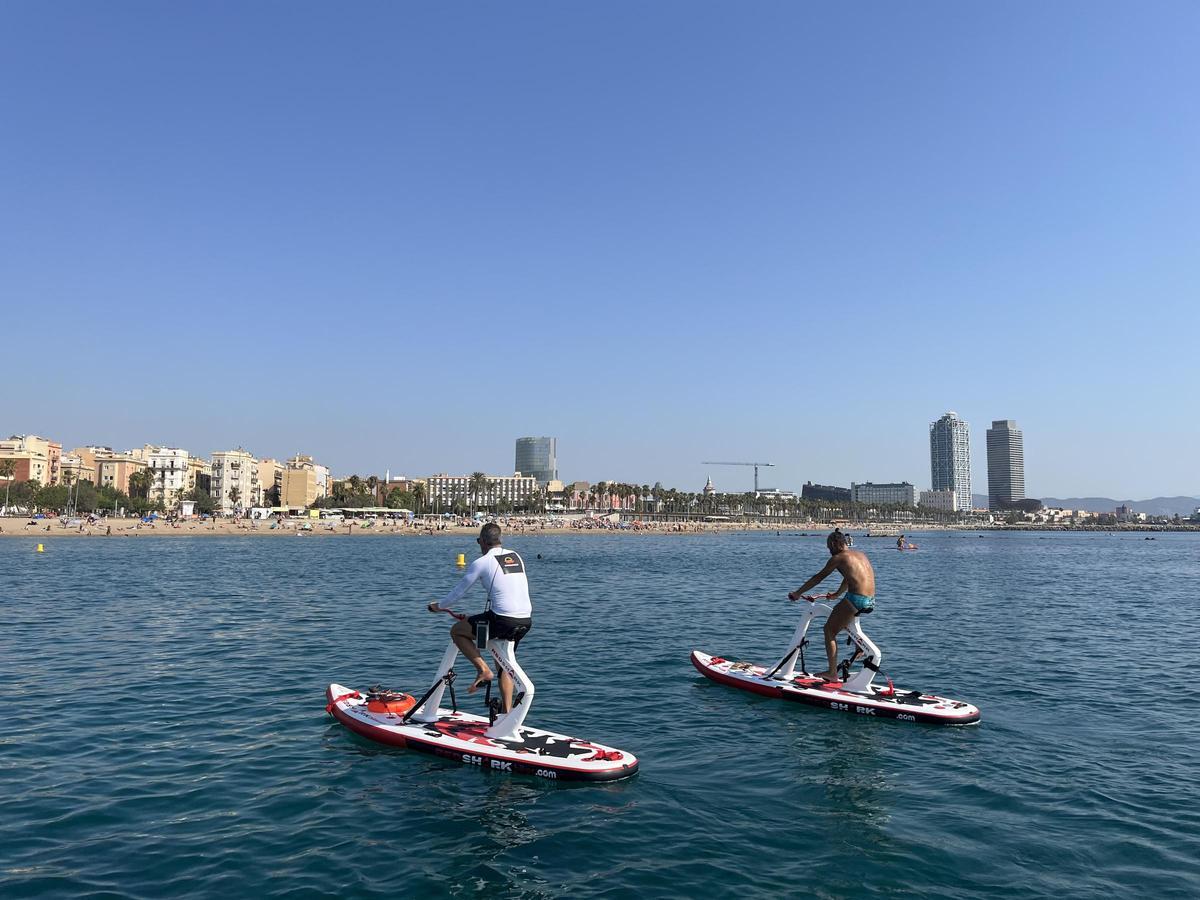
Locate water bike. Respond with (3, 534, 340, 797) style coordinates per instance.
(326, 614, 639, 782)
(692, 596, 980, 725)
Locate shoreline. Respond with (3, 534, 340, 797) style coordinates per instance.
(2, 516, 1195, 539)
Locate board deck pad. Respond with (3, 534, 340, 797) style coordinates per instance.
(691, 651, 980, 725)
(326, 684, 639, 781)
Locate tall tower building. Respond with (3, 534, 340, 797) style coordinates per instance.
(515, 436, 558, 485)
(930, 411, 971, 511)
(986, 420, 1025, 510)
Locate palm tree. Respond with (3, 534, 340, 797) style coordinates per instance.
(61, 470, 80, 516)
(228, 486, 241, 512)
(411, 481, 426, 514)
(129, 468, 152, 501)
(469, 472, 488, 514)
(0, 458, 16, 512)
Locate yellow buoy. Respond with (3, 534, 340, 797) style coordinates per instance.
(36, 543, 44, 553)
(456, 553, 466, 567)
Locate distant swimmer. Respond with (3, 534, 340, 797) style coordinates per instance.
(427, 523, 532, 711)
(787, 528, 876, 682)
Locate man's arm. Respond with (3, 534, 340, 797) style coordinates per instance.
(428, 556, 486, 612)
(824, 578, 847, 601)
(788, 556, 841, 601)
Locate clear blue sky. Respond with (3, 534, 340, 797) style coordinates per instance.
(3, 3, 1197, 499)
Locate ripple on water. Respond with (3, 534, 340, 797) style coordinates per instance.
(0, 532, 1198, 898)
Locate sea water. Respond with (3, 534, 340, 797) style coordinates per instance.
(1, 531, 1198, 898)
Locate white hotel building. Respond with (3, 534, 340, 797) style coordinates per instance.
(851, 482, 916, 506)
(426, 473, 540, 510)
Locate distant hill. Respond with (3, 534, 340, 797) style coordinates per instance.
(968, 494, 1199, 515)
(1038, 496, 1200, 516)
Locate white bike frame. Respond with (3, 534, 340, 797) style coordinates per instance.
(408, 638, 536, 742)
(769, 599, 883, 693)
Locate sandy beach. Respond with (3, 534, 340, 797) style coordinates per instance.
(0, 515, 924, 538)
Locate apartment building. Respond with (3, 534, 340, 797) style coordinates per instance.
(59, 453, 96, 486)
(95, 453, 147, 496)
(283, 456, 320, 507)
(0, 435, 62, 485)
(210, 449, 258, 514)
(256, 458, 284, 506)
(0, 438, 49, 485)
(147, 448, 192, 507)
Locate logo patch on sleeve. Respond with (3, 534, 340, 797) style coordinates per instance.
(497, 553, 525, 574)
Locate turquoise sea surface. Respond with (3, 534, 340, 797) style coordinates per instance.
(2, 531, 1198, 898)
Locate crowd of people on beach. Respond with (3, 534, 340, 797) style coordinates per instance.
(0, 507, 971, 539)
(2, 510, 739, 537)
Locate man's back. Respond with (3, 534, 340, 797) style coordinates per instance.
(478, 546, 532, 618)
(836, 548, 876, 596)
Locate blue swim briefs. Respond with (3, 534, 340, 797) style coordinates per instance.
(845, 592, 875, 613)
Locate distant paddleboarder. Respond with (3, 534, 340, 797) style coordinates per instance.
(897, 535, 905, 550)
(787, 528, 876, 682)
(427, 523, 533, 712)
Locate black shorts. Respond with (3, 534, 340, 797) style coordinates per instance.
(468, 610, 532, 645)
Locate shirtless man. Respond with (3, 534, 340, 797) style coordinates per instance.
(787, 528, 876, 682)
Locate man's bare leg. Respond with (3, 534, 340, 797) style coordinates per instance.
(817, 600, 856, 681)
(499, 669, 514, 712)
(450, 620, 494, 692)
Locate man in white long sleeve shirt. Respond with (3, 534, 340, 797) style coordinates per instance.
(427, 523, 532, 711)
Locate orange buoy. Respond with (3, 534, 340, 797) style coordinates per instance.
(366, 691, 416, 716)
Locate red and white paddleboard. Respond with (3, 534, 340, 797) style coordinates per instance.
(691, 651, 980, 725)
(325, 684, 639, 782)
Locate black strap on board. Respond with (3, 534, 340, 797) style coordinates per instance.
(403, 669, 458, 722)
(766, 638, 808, 679)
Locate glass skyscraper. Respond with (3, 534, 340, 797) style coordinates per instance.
(930, 411, 971, 512)
(986, 420, 1025, 510)
(515, 436, 557, 485)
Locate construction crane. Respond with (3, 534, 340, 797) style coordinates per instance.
(701, 461, 776, 494)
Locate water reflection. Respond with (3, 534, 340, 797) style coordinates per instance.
(798, 723, 892, 835)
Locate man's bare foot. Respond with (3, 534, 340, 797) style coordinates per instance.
(815, 671, 839, 682)
(467, 668, 494, 694)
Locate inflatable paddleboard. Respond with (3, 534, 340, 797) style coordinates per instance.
(325, 684, 639, 782)
(691, 651, 980, 725)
